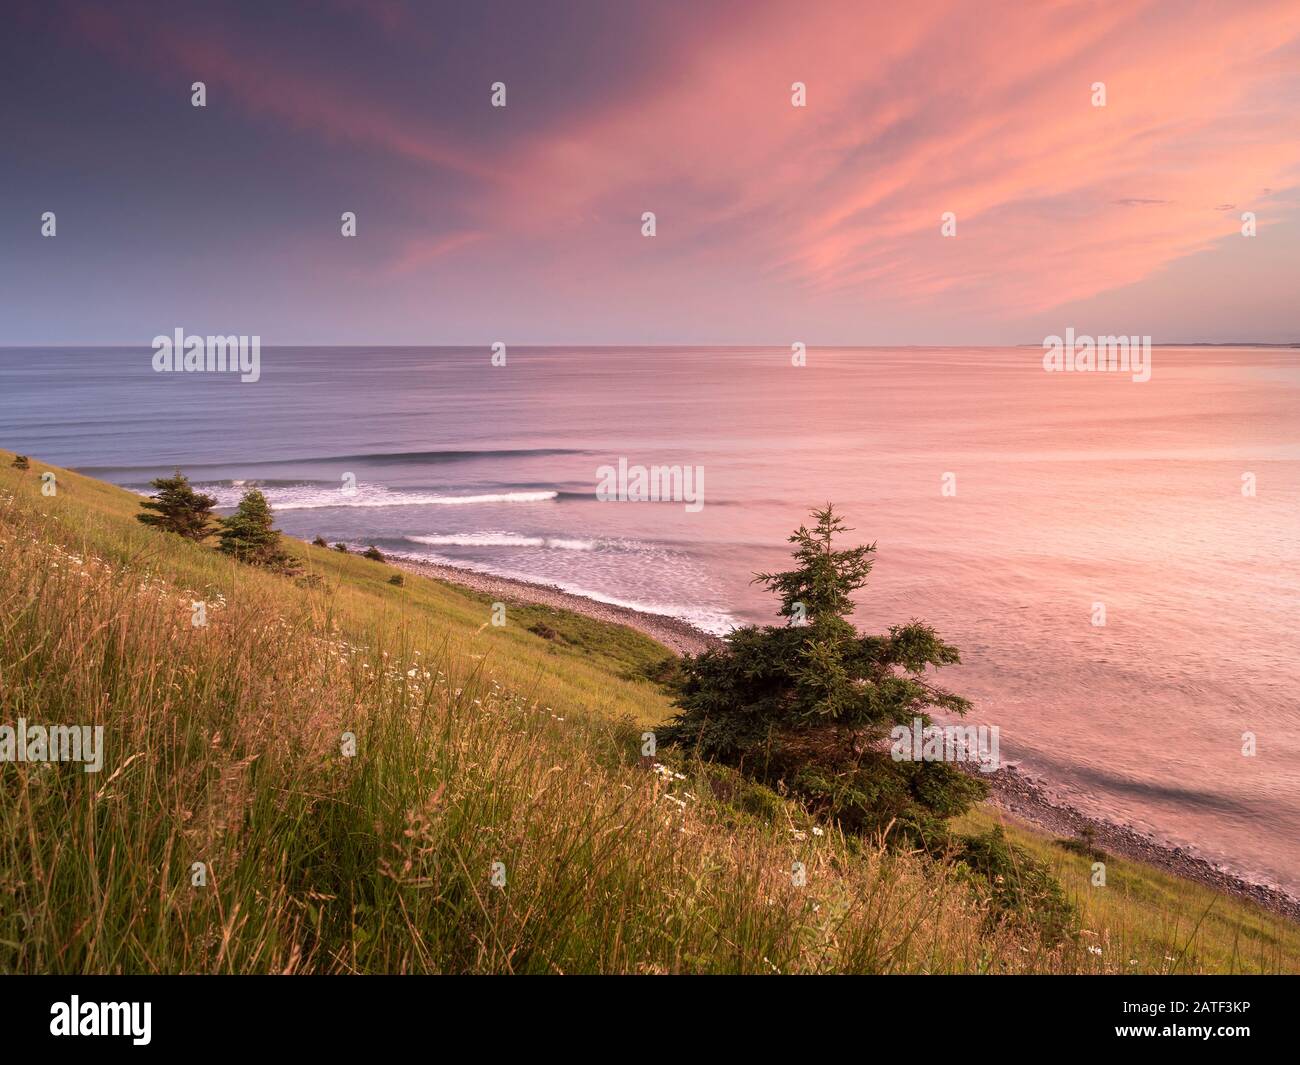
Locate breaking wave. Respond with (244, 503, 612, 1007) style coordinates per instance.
(202, 483, 559, 510)
(406, 532, 596, 550)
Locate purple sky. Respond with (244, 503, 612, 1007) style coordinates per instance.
(3, 0, 1299, 345)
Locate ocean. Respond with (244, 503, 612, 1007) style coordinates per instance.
(2, 345, 1297, 892)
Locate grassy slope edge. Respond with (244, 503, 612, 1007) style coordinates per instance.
(0, 452, 1295, 974)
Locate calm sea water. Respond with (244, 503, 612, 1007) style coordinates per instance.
(3, 346, 1297, 892)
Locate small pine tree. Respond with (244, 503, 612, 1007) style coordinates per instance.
(362, 545, 385, 562)
(11, 455, 30, 470)
(662, 505, 986, 845)
(217, 489, 294, 569)
(136, 469, 217, 540)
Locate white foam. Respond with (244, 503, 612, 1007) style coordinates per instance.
(391, 550, 739, 635)
(406, 532, 596, 550)
(546, 538, 598, 551)
(205, 483, 558, 510)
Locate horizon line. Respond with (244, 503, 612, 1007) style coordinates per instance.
(3, 340, 1299, 351)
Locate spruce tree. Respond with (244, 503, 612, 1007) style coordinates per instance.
(136, 469, 217, 540)
(217, 489, 293, 569)
(663, 504, 985, 844)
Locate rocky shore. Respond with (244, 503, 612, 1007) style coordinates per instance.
(980, 762, 1300, 921)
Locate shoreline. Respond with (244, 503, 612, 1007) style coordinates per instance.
(391, 556, 727, 657)
(392, 554, 1300, 922)
(978, 765, 1300, 922)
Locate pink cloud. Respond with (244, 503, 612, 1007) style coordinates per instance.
(385, 230, 485, 276)
(62, 0, 1300, 323)
(491, 0, 1300, 316)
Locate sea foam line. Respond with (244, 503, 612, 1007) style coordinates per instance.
(203, 484, 559, 510)
(406, 532, 596, 550)
(389, 550, 739, 635)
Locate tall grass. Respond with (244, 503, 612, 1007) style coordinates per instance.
(1, 454, 1296, 973)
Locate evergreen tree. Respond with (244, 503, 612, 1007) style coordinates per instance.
(217, 489, 293, 569)
(663, 505, 985, 844)
(136, 469, 217, 540)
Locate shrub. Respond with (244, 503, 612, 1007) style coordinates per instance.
(717, 772, 786, 824)
(956, 827, 1076, 944)
(1055, 825, 1107, 862)
(641, 655, 682, 687)
(332, 543, 349, 553)
(312, 536, 328, 548)
(388, 574, 404, 586)
(362, 545, 385, 562)
(11, 455, 30, 470)
(135, 469, 216, 540)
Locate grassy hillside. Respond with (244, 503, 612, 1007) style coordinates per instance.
(1, 451, 1296, 974)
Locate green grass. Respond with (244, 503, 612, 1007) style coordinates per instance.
(0, 450, 1295, 973)
(954, 806, 1300, 974)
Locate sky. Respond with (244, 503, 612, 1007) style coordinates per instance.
(2, 0, 1299, 346)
